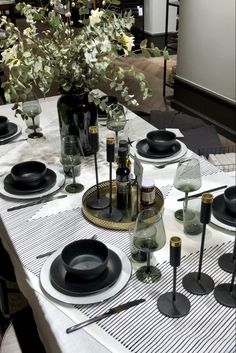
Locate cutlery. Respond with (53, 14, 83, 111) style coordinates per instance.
(7, 194, 67, 212)
(0, 138, 28, 145)
(154, 161, 179, 169)
(66, 298, 146, 334)
(177, 185, 228, 201)
(36, 234, 98, 259)
(154, 158, 189, 169)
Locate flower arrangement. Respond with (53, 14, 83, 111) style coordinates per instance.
(0, 0, 168, 112)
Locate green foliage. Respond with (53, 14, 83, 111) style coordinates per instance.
(0, 0, 167, 109)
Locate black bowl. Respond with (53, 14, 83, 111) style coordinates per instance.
(0, 116, 8, 134)
(61, 239, 109, 280)
(11, 161, 47, 187)
(146, 130, 176, 152)
(224, 186, 236, 215)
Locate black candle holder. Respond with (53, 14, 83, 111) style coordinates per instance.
(218, 237, 236, 274)
(158, 236, 191, 318)
(214, 255, 236, 308)
(183, 193, 215, 295)
(87, 126, 109, 210)
(101, 136, 123, 221)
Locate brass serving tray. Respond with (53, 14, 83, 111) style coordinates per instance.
(82, 180, 164, 230)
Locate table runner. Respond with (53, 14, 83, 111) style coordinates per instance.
(1, 203, 235, 353)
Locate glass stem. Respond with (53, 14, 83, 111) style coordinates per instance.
(146, 252, 151, 274)
(71, 165, 76, 186)
(32, 116, 37, 134)
(115, 131, 118, 148)
(184, 192, 189, 211)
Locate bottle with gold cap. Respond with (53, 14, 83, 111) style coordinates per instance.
(116, 147, 131, 210)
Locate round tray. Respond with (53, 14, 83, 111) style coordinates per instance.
(82, 180, 164, 230)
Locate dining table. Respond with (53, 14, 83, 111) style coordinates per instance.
(0, 94, 235, 353)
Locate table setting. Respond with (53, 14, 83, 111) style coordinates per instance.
(0, 95, 235, 353)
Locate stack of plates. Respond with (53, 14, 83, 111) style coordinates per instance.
(133, 139, 188, 164)
(0, 166, 65, 200)
(211, 194, 236, 232)
(0, 122, 22, 144)
(40, 244, 132, 304)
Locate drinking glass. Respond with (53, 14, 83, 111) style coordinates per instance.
(133, 208, 166, 283)
(107, 103, 127, 148)
(22, 92, 43, 139)
(61, 135, 84, 193)
(173, 158, 202, 223)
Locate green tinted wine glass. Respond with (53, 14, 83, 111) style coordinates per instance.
(61, 135, 84, 193)
(133, 208, 166, 283)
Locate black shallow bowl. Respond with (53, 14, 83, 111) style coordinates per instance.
(61, 239, 109, 280)
(11, 161, 47, 187)
(224, 186, 236, 215)
(0, 116, 8, 134)
(146, 130, 176, 152)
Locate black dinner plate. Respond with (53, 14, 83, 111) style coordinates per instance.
(3, 168, 57, 195)
(0, 122, 18, 139)
(136, 139, 181, 159)
(212, 194, 236, 227)
(50, 249, 122, 296)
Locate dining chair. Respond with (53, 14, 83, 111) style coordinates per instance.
(0, 306, 46, 353)
(0, 240, 20, 325)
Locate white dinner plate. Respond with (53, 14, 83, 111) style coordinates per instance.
(40, 243, 132, 305)
(0, 166, 65, 200)
(131, 139, 187, 164)
(210, 214, 236, 233)
(0, 123, 22, 144)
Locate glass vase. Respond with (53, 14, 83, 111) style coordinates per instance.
(57, 90, 97, 156)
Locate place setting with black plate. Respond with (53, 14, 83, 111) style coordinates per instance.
(211, 185, 236, 232)
(132, 129, 188, 165)
(39, 238, 132, 305)
(0, 115, 22, 145)
(0, 160, 65, 207)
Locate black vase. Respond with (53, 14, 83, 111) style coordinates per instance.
(57, 91, 98, 156)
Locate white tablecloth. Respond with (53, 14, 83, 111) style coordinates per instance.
(0, 96, 235, 353)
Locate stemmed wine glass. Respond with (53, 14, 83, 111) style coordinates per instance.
(173, 158, 202, 221)
(107, 103, 127, 148)
(22, 92, 43, 139)
(61, 135, 84, 193)
(133, 208, 166, 283)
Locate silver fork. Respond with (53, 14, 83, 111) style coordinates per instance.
(154, 158, 188, 169)
(36, 234, 97, 259)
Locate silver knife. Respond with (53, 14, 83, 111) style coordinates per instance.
(66, 299, 146, 334)
(7, 194, 67, 212)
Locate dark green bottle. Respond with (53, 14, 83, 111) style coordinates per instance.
(116, 147, 131, 210)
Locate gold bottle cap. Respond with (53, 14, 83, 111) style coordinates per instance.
(170, 236, 181, 247)
(89, 125, 98, 134)
(201, 193, 214, 204)
(107, 136, 115, 145)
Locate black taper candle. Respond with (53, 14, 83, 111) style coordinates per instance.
(157, 235, 190, 317)
(107, 136, 115, 214)
(198, 193, 214, 280)
(170, 236, 181, 268)
(200, 193, 213, 224)
(170, 236, 181, 302)
(107, 136, 115, 163)
(89, 126, 99, 199)
(89, 125, 99, 153)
